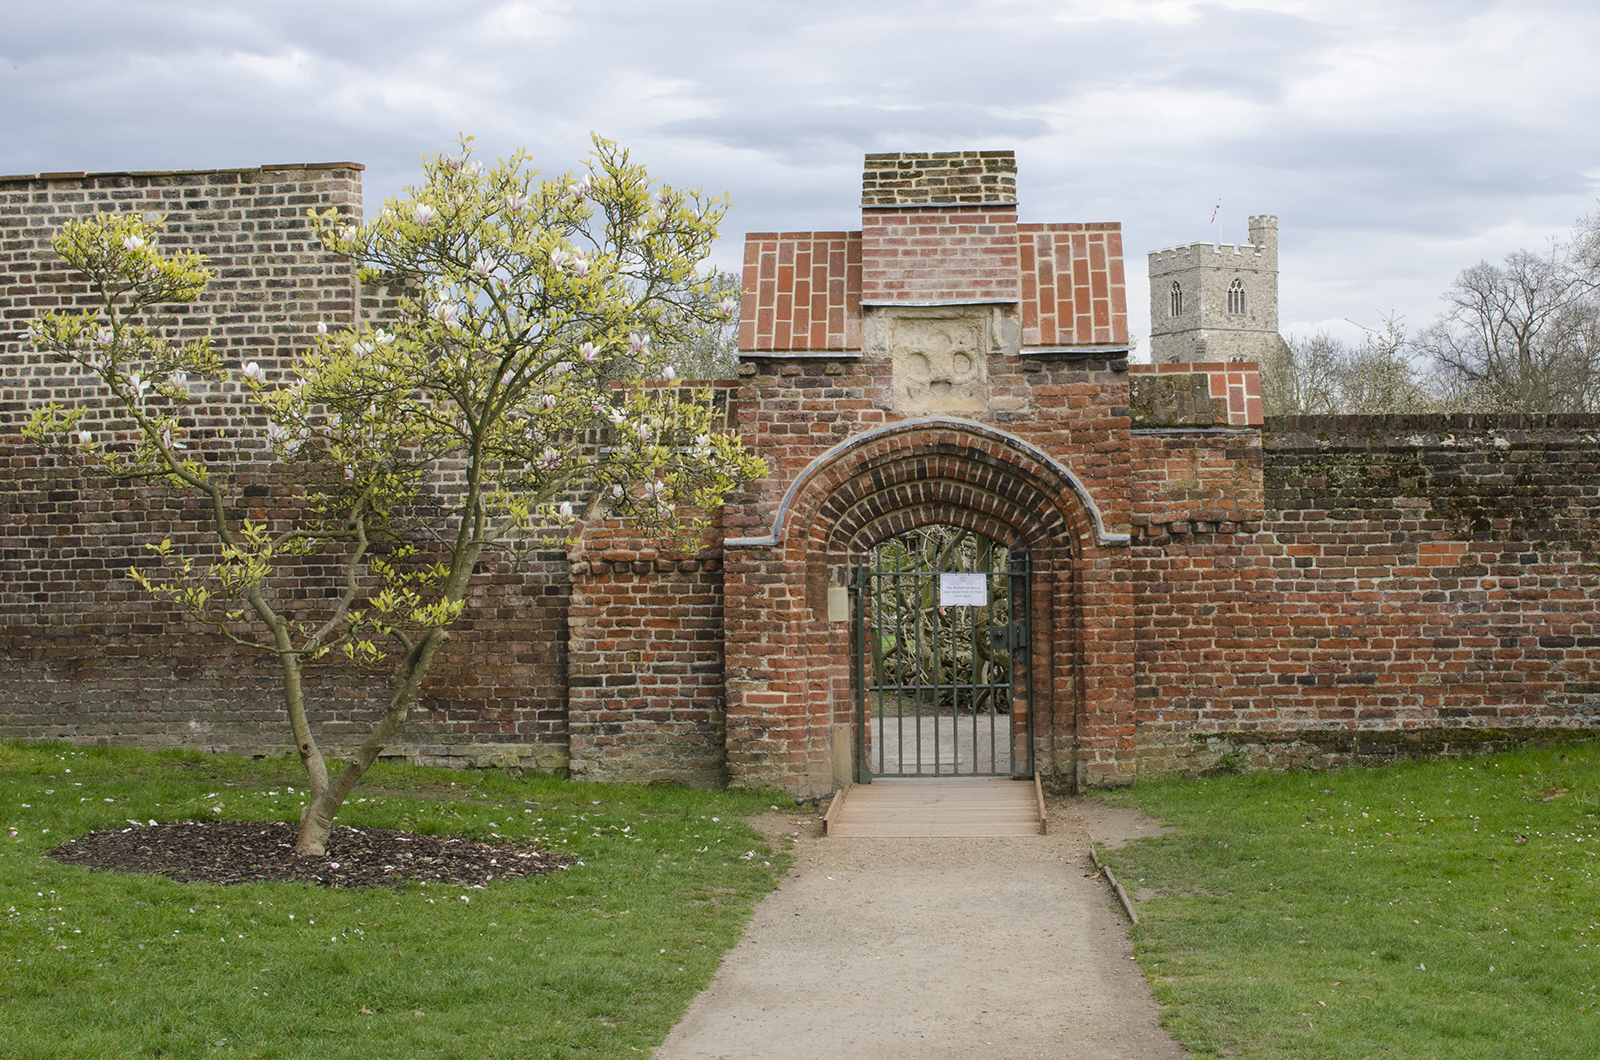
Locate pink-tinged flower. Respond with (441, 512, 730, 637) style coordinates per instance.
(605, 407, 625, 426)
(169, 371, 187, 386)
(662, 365, 677, 383)
(719, 297, 739, 317)
(657, 190, 673, 209)
(628, 332, 649, 355)
(539, 394, 557, 410)
(628, 225, 649, 244)
(123, 236, 146, 251)
(570, 175, 592, 201)
(580, 342, 599, 364)
(550, 248, 572, 270)
(413, 204, 437, 226)
(95, 327, 114, 347)
(611, 483, 624, 498)
(552, 361, 572, 376)
(434, 302, 460, 326)
(558, 501, 574, 519)
(568, 255, 589, 278)
(374, 328, 394, 345)
(242, 362, 265, 384)
(472, 254, 496, 277)
(504, 194, 528, 214)
(541, 447, 561, 469)
(695, 433, 711, 449)
(75, 429, 93, 446)
(315, 321, 328, 337)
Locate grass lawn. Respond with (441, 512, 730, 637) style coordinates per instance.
(1094, 739, 1600, 1059)
(0, 741, 791, 1059)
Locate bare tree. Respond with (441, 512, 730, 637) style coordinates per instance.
(1418, 245, 1600, 412)
(1260, 333, 1339, 416)
(1261, 318, 1438, 416)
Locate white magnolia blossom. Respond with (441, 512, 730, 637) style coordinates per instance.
(605, 407, 625, 426)
(558, 501, 574, 519)
(628, 225, 649, 245)
(538, 393, 557, 410)
(719, 297, 739, 317)
(657, 191, 673, 209)
(434, 302, 460, 326)
(413, 204, 438, 226)
(568, 255, 590, 278)
(549, 248, 572, 270)
(168, 370, 187, 386)
(579, 342, 599, 364)
(611, 483, 624, 498)
(504, 194, 528, 214)
(628, 332, 649, 355)
(75, 428, 93, 445)
(551, 361, 572, 376)
(95, 327, 113, 347)
(471, 253, 496, 277)
(540, 447, 561, 469)
(241, 362, 265, 384)
(570, 175, 592, 201)
(123, 236, 146, 251)
(315, 321, 328, 337)
(662, 365, 676, 383)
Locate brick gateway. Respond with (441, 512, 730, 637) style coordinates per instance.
(5, 154, 1600, 795)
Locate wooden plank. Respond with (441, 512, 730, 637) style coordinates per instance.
(826, 779, 1043, 838)
(1035, 773, 1048, 835)
(822, 783, 850, 836)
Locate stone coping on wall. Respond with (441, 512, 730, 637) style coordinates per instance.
(0, 162, 365, 183)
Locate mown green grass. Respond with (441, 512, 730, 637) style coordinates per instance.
(0, 741, 791, 1059)
(1094, 740, 1600, 1059)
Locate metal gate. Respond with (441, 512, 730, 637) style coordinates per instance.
(851, 527, 1032, 781)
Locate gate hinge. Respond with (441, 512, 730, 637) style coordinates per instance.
(990, 620, 1029, 652)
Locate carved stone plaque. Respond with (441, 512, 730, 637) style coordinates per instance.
(888, 313, 987, 414)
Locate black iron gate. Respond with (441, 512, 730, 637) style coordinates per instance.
(851, 527, 1032, 781)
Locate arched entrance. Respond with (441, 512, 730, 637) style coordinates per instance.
(721, 418, 1128, 797)
(852, 525, 1032, 780)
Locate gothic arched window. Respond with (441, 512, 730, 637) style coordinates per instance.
(1228, 279, 1246, 315)
(1170, 281, 1183, 317)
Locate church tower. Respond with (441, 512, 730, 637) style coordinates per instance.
(1148, 215, 1281, 363)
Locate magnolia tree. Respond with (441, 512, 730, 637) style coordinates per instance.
(25, 139, 766, 855)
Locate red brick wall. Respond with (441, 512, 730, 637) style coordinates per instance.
(566, 521, 728, 786)
(860, 206, 1021, 304)
(1017, 223, 1128, 347)
(738, 233, 861, 353)
(0, 164, 571, 769)
(1130, 414, 1600, 775)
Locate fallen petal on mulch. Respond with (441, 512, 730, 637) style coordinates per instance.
(46, 820, 570, 889)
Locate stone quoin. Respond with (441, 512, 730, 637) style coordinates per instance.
(4, 153, 1600, 795)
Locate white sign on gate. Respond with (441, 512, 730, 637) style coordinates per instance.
(938, 572, 988, 607)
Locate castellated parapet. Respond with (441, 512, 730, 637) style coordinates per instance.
(1148, 214, 1283, 364)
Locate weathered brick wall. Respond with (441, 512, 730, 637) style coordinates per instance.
(566, 521, 727, 786)
(0, 165, 572, 769)
(1131, 414, 1600, 776)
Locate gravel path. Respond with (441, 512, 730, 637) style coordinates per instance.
(654, 797, 1187, 1060)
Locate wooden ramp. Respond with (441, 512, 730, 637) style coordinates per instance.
(824, 777, 1045, 838)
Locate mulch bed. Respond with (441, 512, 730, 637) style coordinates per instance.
(47, 820, 571, 889)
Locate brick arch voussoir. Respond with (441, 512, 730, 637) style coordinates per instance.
(786, 433, 1093, 562)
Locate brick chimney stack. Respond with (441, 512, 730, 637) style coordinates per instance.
(861, 151, 1018, 207)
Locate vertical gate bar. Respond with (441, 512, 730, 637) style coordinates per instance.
(851, 566, 868, 785)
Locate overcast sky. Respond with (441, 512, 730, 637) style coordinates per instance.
(6, 0, 1598, 357)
